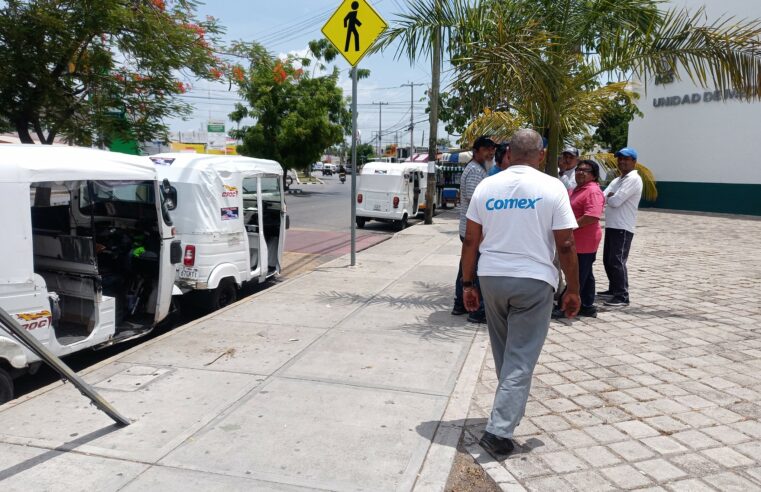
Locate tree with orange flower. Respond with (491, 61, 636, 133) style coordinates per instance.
(0, 0, 224, 146)
(229, 41, 349, 176)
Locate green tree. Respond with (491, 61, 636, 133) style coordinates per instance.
(377, 0, 761, 176)
(593, 93, 643, 152)
(355, 143, 375, 163)
(0, 0, 223, 145)
(229, 43, 348, 175)
(436, 137, 451, 149)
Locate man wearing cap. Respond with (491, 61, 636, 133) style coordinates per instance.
(559, 147, 580, 190)
(452, 135, 496, 323)
(599, 147, 643, 307)
(461, 128, 580, 456)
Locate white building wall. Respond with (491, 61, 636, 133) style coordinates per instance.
(629, 0, 761, 186)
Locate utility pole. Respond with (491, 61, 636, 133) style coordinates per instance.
(401, 82, 424, 161)
(371, 102, 388, 157)
(425, 7, 442, 225)
(350, 68, 358, 266)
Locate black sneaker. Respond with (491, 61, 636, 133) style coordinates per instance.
(596, 290, 614, 299)
(551, 307, 566, 319)
(479, 431, 514, 456)
(467, 313, 486, 324)
(578, 306, 598, 318)
(451, 306, 467, 316)
(604, 297, 629, 307)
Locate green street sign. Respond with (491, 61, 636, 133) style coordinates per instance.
(207, 123, 225, 133)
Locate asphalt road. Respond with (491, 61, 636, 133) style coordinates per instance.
(286, 171, 423, 232)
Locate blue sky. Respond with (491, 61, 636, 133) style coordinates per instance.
(169, 0, 455, 150)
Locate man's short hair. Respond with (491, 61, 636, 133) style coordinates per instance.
(495, 143, 509, 164)
(509, 129, 544, 161)
(472, 135, 496, 150)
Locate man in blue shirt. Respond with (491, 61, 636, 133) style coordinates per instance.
(488, 143, 509, 176)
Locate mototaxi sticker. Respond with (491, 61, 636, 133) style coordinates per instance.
(15, 310, 53, 331)
(221, 207, 239, 220)
(222, 185, 239, 198)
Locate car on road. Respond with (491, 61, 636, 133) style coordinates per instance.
(322, 163, 336, 176)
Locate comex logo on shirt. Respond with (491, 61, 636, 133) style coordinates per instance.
(486, 197, 543, 210)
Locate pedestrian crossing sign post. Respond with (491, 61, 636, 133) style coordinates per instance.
(323, 0, 386, 267)
(321, 0, 387, 67)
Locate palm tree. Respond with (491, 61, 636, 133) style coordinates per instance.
(376, 0, 761, 177)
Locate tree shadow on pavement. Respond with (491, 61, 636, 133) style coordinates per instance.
(394, 310, 479, 341)
(318, 283, 477, 341)
(317, 281, 451, 310)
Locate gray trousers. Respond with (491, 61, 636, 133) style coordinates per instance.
(480, 276, 554, 438)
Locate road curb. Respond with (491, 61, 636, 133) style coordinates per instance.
(413, 325, 490, 491)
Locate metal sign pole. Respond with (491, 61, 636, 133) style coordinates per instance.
(350, 67, 358, 266)
(0, 307, 130, 426)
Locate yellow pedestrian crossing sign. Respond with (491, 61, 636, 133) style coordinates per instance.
(322, 0, 387, 67)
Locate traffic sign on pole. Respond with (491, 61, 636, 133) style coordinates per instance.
(321, 0, 387, 67)
(323, 0, 386, 267)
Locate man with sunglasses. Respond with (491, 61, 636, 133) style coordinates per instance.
(599, 147, 643, 307)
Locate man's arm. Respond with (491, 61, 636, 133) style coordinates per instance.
(461, 168, 480, 202)
(461, 219, 483, 312)
(553, 228, 580, 317)
(606, 177, 642, 207)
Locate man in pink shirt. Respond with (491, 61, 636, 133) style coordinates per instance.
(553, 159, 604, 318)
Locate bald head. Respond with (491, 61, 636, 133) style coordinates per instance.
(508, 129, 545, 169)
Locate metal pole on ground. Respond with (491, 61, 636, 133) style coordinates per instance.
(0, 307, 130, 426)
(350, 67, 358, 266)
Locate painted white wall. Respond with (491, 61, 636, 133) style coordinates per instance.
(629, 0, 761, 184)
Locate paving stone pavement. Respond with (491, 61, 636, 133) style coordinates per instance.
(466, 210, 761, 491)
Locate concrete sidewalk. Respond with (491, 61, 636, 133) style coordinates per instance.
(467, 210, 761, 491)
(0, 212, 488, 491)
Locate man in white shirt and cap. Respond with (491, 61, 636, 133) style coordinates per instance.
(461, 129, 580, 456)
(559, 146, 579, 190)
(598, 147, 643, 307)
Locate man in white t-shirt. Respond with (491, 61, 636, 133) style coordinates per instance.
(461, 129, 580, 456)
(598, 147, 644, 307)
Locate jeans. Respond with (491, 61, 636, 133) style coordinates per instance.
(577, 252, 597, 308)
(603, 228, 634, 302)
(454, 235, 484, 315)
